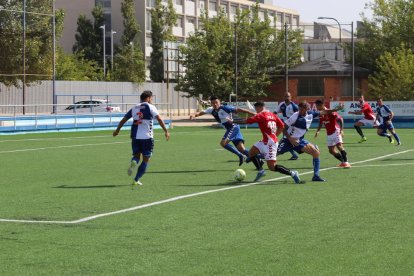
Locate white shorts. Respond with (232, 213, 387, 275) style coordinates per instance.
(326, 129, 343, 147)
(358, 118, 379, 127)
(253, 140, 278, 161)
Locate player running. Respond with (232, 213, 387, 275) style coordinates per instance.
(314, 100, 351, 168)
(113, 90, 170, 186)
(236, 101, 301, 183)
(348, 95, 379, 143)
(277, 101, 344, 182)
(190, 96, 255, 165)
(375, 97, 401, 145)
(274, 92, 299, 160)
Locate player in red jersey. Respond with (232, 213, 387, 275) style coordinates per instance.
(237, 101, 301, 183)
(348, 95, 379, 143)
(314, 100, 350, 168)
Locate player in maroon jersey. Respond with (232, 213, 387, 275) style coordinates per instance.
(314, 100, 350, 168)
(237, 101, 301, 183)
(348, 95, 379, 143)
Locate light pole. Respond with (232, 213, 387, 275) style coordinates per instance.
(317, 17, 341, 44)
(99, 25, 106, 78)
(110, 30, 116, 72)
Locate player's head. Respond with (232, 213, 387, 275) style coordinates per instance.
(298, 101, 309, 115)
(284, 92, 292, 104)
(315, 99, 324, 111)
(254, 101, 265, 112)
(140, 90, 153, 103)
(359, 95, 365, 105)
(209, 95, 221, 110)
(376, 96, 383, 106)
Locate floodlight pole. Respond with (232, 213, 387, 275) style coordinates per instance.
(317, 16, 341, 44)
(234, 23, 238, 103)
(22, 0, 26, 115)
(351, 21, 355, 102)
(52, 0, 56, 114)
(110, 30, 116, 72)
(284, 23, 289, 93)
(100, 25, 106, 79)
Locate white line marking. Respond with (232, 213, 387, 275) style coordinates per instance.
(1, 149, 413, 224)
(0, 141, 128, 154)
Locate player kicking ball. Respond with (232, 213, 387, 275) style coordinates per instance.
(314, 100, 351, 168)
(236, 101, 301, 184)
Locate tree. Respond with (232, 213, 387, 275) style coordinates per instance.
(110, 0, 145, 83)
(56, 49, 102, 81)
(368, 45, 414, 100)
(0, 0, 64, 87)
(176, 6, 303, 100)
(149, 0, 177, 82)
(72, 4, 104, 68)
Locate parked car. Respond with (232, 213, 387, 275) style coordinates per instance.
(63, 100, 121, 113)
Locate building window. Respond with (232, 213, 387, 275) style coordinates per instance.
(146, 11, 151, 31)
(342, 79, 361, 97)
(298, 78, 324, 96)
(209, 1, 217, 12)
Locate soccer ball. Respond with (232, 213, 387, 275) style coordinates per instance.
(234, 169, 246, 181)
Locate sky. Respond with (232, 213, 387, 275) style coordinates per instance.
(272, 0, 373, 30)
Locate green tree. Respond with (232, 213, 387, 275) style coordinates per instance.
(56, 49, 102, 81)
(176, 6, 303, 100)
(0, 0, 64, 87)
(149, 0, 177, 82)
(110, 0, 145, 83)
(368, 45, 414, 100)
(72, 4, 105, 67)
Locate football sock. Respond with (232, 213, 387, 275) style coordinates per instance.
(224, 144, 243, 157)
(135, 162, 148, 181)
(354, 125, 364, 137)
(313, 158, 320, 176)
(131, 156, 140, 164)
(251, 155, 263, 170)
(340, 150, 348, 162)
(275, 164, 291, 176)
(393, 133, 401, 144)
(243, 149, 250, 156)
(333, 152, 343, 162)
(289, 149, 298, 158)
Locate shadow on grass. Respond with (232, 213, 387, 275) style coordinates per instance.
(148, 169, 226, 174)
(54, 184, 130, 189)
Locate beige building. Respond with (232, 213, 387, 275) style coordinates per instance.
(57, 0, 299, 69)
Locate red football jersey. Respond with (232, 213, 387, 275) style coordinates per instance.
(319, 112, 341, 135)
(246, 111, 284, 143)
(361, 102, 375, 120)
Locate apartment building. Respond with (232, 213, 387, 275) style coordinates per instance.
(57, 0, 299, 75)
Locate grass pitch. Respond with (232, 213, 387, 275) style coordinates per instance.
(0, 127, 413, 275)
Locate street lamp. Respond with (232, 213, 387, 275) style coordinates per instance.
(317, 17, 341, 43)
(110, 30, 116, 72)
(99, 25, 106, 78)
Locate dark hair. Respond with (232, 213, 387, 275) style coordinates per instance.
(209, 95, 219, 101)
(140, 90, 153, 101)
(298, 101, 308, 108)
(377, 96, 383, 101)
(315, 99, 323, 105)
(254, 101, 265, 107)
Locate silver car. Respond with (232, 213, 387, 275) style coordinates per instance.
(64, 100, 121, 113)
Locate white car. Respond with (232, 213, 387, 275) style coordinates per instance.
(63, 100, 121, 113)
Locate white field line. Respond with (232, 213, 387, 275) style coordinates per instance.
(0, 149, 413, 225)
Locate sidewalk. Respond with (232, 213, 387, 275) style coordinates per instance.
(169, 115, 216, 127)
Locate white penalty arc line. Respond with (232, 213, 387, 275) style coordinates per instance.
(1, 149, 413, 225)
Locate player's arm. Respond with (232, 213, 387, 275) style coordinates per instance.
(320, 103, 344, 115)
(314, 120, 323, 138)
(276, 118, 284, 137)
(113, 110, 132, 136)
(156, 115, 170, 141)
(338, 116, 344, 136)
(235, 108, 256, 116)
(348, 109, 362, 115)
(190, 111, 207, 120)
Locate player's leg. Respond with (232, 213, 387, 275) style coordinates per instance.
(133, 139, 154, 186)
(354, 121, 367, 142)
(388, 123, 401, 145)
(377, 124, 393, 142)
(300, 141, 325, 182)
(248, 144, 266, 181)
(328, 146, 342, 161)
(221, 126, 244, 163)
(128, 139, 141, 176)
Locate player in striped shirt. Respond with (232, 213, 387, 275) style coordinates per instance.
(375, 97, 401, 145)
(113, 90, 170, 186)
(348, 95, 379, 143)
(314, 100, 350, 168)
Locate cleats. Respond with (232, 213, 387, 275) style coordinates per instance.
(254, 169, 266, 182)
(289, 155, 298, 160)
(291, 170, 301, 184)
(338, 162, 351, 168)
(358, 137, 367, 143)
(388, 136, 394, 143)
(312, 175, 326, 182)
(397, 142, 402, 146)
(131, 180, 143, 186)
(239, 155, 246, 166)
(127, 160, 138, 176)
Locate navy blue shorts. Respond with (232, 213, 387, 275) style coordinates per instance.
(131, 138, 154, 157)
(379, 122, 394, 132)
(222, 124, 245, 146)
(277, 137, 310, 155)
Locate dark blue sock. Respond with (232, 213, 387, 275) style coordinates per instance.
(289, 149, 298, 158)
(224, 144, 243, 157)
(243, 149, 249, 156)
(131, 156, 140, 164)
(393, 133, 401, 143)
(135, 162, 148, 181)
(313, 158, 320, 176)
